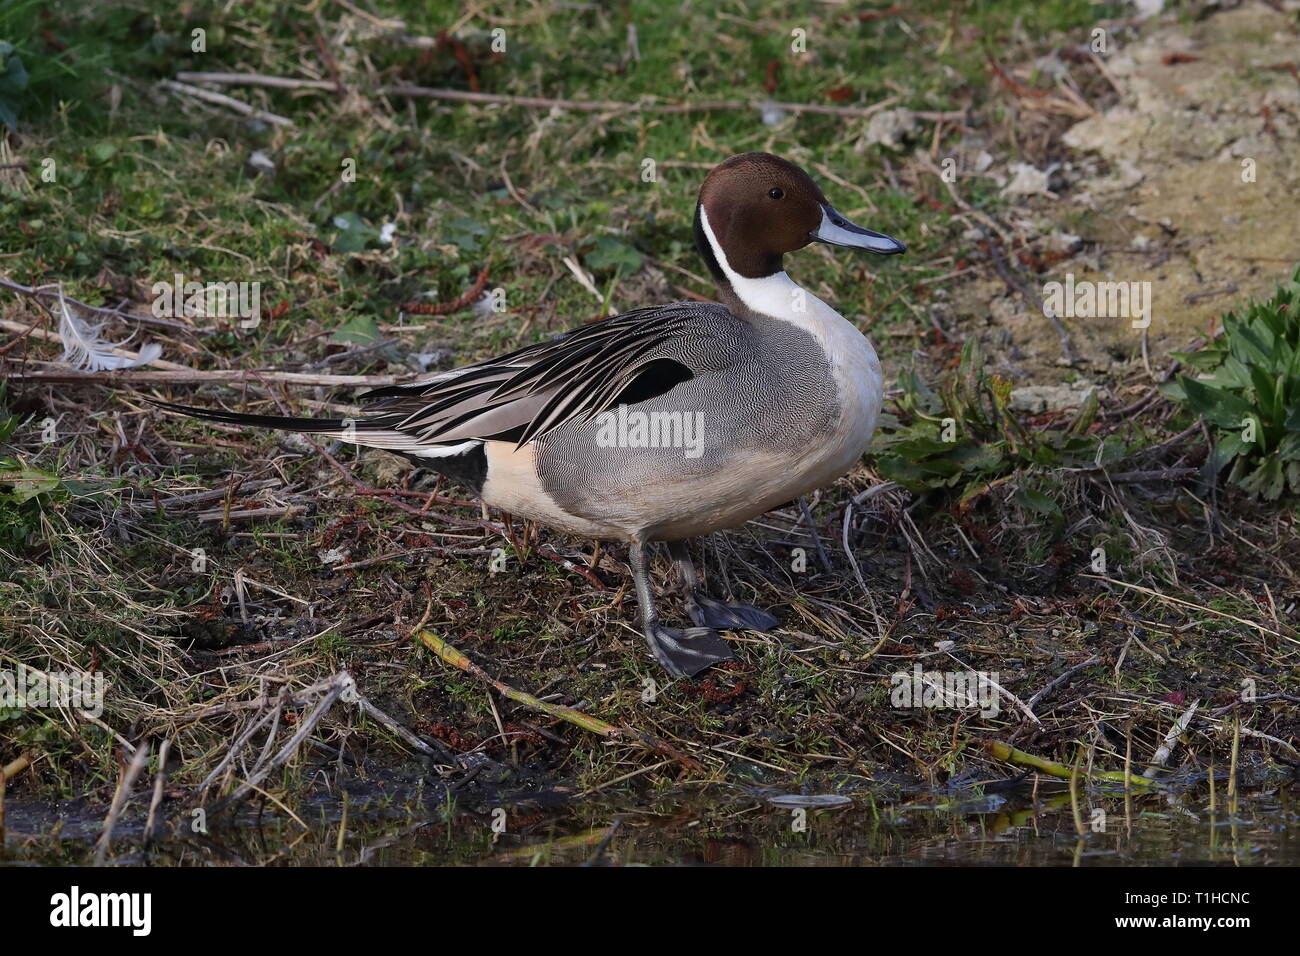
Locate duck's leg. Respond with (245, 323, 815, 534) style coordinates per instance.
(668, 540, 780, 632)
(628, 536, 734, 678)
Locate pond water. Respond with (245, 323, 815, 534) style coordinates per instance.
(3, 782, 1295, 866)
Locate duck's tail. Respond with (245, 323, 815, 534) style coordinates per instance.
(147, 399, 353, 435)
(147, 400, 489, 489)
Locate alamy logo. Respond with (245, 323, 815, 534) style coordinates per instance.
(1041, 273, 1151, 329)
(594, 406, 705, 459)
(890, 665, 1000, 717)
(152, 272, 261, 328)
(0, 669, 104, 719)
(49, 886, 151, 936)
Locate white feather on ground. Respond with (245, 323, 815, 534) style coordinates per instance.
(54, 286, 162, 371)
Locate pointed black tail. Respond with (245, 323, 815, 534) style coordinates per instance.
(147, 399, 347, 434)
(148, 399, 490, 493)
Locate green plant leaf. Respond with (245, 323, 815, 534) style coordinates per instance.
(1178, 376, 1258, 429)
(1066, 388, 1098, 436)
(1238, 457, 1285, 500)
(1016, 485, 1063, 519)
(331, 313, 380, 344)
(0, 465, 60, 502)
(583, 236, 643, 273)
(0, 43, 28, 95)
(87, 142, 117, 165)
(329, 211, 375, 253)
(443, 216, 489, 251)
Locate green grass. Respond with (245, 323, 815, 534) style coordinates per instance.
(0, 0, 1120, 359)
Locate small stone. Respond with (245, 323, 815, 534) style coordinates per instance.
(758, 100, 786, 128)
(247, 149, 275, 176)
(1001, 162, 1056, 197)
(862, 108, 916, 149)
(1009, 383, 1098, 414)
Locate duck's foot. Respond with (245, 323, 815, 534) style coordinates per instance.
(646, 625, 734, 678)
(688, 596, 780, 632)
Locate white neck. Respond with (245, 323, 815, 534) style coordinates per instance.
(698, 205, 816, 326)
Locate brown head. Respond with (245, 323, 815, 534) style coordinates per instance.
(694, 152, 905, 285)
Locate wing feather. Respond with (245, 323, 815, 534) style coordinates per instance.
(353, 302, 737, 450)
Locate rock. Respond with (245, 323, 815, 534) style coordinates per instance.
(281, 432, 317, 453)
(247, 149, 275, 177)
(411, 349, 455, 372)
(757, 100, 786, 128)
(1009, 383, 1098, 414)
(1002, 162, 1056, 197)
(861, 108, 915, 150)
(1046, 231, 1083, 253)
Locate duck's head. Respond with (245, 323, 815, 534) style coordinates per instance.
(694, 152, 905, 288)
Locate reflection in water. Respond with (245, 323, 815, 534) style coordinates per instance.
(2, 784, 1295, 866)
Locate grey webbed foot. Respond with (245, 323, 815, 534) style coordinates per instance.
(646, 625, 735, 678)
(688, 596, 780, 632)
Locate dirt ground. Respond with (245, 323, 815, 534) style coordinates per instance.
(953, 2, 1300, 383)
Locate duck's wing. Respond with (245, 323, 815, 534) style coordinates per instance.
(150, 302, 743, 461)
(356, 301, 741, 448)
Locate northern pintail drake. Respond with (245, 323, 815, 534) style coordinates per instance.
(156, 152, 905, 677)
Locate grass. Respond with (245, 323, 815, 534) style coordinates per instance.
(0, 0, 1297, 855)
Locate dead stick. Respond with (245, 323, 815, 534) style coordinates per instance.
(979, 739, 1161, 789)
(177, 71, 337, 90)
(178, 71, 911, 117)
(416, 630, 704, 772)
(95, 741, 152, 866)
(161, 79, 294, 127)
(143, 738, 171, 846)
(383, 84, 912, 118)
(1, 755, 30, 782)
(1100, 467, 1199, 484)
(1143, 700, 1199, 779)
(353, 693, 457, 764)
(212, 676, 349, 811)
(172, 73, 969, 121)
(1025, 656, 1100, 711)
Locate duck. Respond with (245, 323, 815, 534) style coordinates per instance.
(154, 152, 905, 678)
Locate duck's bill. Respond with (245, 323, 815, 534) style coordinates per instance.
(811, 205, 906, 254)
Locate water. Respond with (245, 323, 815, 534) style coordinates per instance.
(3, 783, 1295, 866)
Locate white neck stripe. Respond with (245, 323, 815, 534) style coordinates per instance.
(698, 205, 811, 323)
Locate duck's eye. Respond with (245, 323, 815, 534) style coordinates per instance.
(768, 187, 784, 200)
